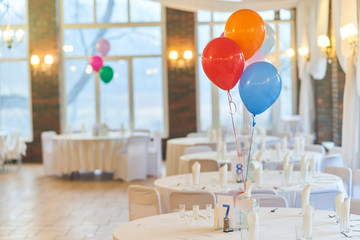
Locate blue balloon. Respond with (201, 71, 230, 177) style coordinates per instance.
(239, 61, 281, 115)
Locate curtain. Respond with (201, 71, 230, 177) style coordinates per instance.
(151, 0, 299, 12)
(296, 0, 329, 134)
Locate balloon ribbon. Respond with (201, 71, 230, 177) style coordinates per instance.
(245, 114, 256, 185)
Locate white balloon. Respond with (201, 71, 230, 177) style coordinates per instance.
(259, 23, 275, 56)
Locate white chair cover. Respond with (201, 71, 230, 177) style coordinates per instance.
(305, 144, 325, 156)
(168, 190, 216, 212)
(320, 154, 343, 172)
(147, 135, 162, 177)
(6, 130, 26, 165)
(0, 135, 7, 167)
(183, 146, 212, 155)
(186, 132, 207, 138)
(194, 143, 216, 151)
(41, 131, 57, 175)
(252, 194, 288, 208)
(114, 136, 149, 181)
(324, 166, 352, 197)
(188, 159, 219, 173)
(353, 169, 360, 198)
(328, 146, 343, 156)
(128, 185, 161, 221)
(295, 189, 341, 210)
(350, 198, 360, 215)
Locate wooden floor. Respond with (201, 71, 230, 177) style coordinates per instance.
(0, 164, 158, 240)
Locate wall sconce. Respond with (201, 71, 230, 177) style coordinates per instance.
(298, 46, 310, 61)
(30, 54, 54, 75)
(317, 35, 336, 63)
(340, 23, 358, 54)
(168, 49, 193, 69)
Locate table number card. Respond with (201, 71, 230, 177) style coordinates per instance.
(217, 195, 236, 229)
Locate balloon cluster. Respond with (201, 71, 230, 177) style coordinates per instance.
(201, 9, 281, 116)
(89, 39, 114, 84)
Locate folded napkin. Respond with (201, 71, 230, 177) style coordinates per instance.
(219, 164, 228, 187)
(81, 123, 87, 134)
(260, 137, 266, 150)
(303, 204, 313, 239)
(255, 151, 263, 163)
(207, 126, 211, 140)
(100, 123, 109, 136)
(255, 164, 263, 188)
(192, 161, 200, 186)
(341, 198, 351, 230)
(120, 123, 126, 136)
(281, 136, 288, 152)
(335, 192, 345, 218)
(300, 154, 308, 182)
(299, 136, 305, 154)
(302, 184, 311, 210)
(216, 137, 222, 157)
(275, 143, 281, 160)
(213, 203, 219, 229)
(282, 152, 290, 171)
(294, 137, 300, 155)
(309, 156, 317, 175)
(284, 163, 294, 186)
(247, 210, 259, 240)
(211, 129, 217, 141)
(65, 124, 72, 134)
(241, 180, 253, 198)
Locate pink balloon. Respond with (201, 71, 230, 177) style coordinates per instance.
(89, 55, 103, 72)
(220, 32, 225, 37)
(244, 51, 265, 68)
(96, 39, 111, 56)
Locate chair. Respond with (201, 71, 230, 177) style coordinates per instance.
(295, 189, 341, 210)
(324, 166, 352, 197)
(350, 198, 360, 215)
(168, 190, 216, 212)
(0, 135, 7, 170)
(252, 194, 288, 207)
(186, 132, 207, 138)
(353, 170, 360, 198)
(6, 130, 26, 168)
(147, 134, 162, 177)
(41, 131, 57, 175)
(320, 154, 343, 172)
(188, 159, 219, 172)
(305, 144, 325, 156)
(194, 143, 216, 151)
(128, 185, 161, 221)
(328, 146, 343, 156)
(114, 136, 149, 181)
(183, 146, 212, 155)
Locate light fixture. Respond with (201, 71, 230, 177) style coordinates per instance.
(30, 55, 40, 65)
(317, 35, 335, 63)
(30, 54, 54, 75)
(284, 48, 295, 57)
(298, 46, 309, 60)
(340, 23, 358, 42)
(0, 0, 24, 49)
(168, 49, 193, 69)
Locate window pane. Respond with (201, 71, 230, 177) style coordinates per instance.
(197, 11, 211, 22)
(279, 22, 291, 51)
(100, 60, 130, 129)
(63, 0, 94, 24)
(198, 57, 212, 131)
(0, 30, 28, 58)
(0, 0, 26, 25)
(258, 10, 275, 20)
(197, 25, 210, 54)
(65, 60, 95, 131)
(64, 27, 162, 57)
(0, 61, 31, 138)
(280, 55, 293, 116)
(96, 0, 127, 23)
(213, 12, 231, 22)
(133, 57, 163, 132)
(130, 0, 161, 22)
(280, 9, 291, 20)
(213, 24, 225, 38)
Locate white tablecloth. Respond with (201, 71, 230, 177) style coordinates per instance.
(52, 134, 125, 174)
(154, 171, 344, 213)
(113, 208, 356, 240)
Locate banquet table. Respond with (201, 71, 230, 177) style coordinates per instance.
(113, 207, 356, 240)
(52, 133, 125, 175)
(154, 171, 344, 213)
(166, 136, 280, 176)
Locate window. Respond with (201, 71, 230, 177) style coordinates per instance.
(0, 0, 32, 140)
(196, 9, 296, 132)
(60, 0, 166, 135)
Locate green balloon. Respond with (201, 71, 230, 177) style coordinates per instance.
(99, 66, 114, 84)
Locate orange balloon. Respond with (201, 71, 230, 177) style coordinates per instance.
(224, 9, 265, 60)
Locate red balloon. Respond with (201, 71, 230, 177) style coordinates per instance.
(201, 37, 245, 91)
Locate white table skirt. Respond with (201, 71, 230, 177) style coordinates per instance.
(154, 171, 345, 213)
(52, 134, 125, 174)
(113, 208, 356, 240)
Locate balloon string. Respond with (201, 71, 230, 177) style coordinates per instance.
(227, 91, 246, 194)
(245, 114, 256, 186)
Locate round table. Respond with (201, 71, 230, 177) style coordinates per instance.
(154, 171, 344, 213)
(52, 133, 125, 175)
(113, 208, 355, 240)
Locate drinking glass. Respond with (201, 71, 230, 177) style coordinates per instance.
(179, 204, 185, 219)
(193, 204, 199, 221)
(206, 203, 212, 219)
(295, 225, 304, 240)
